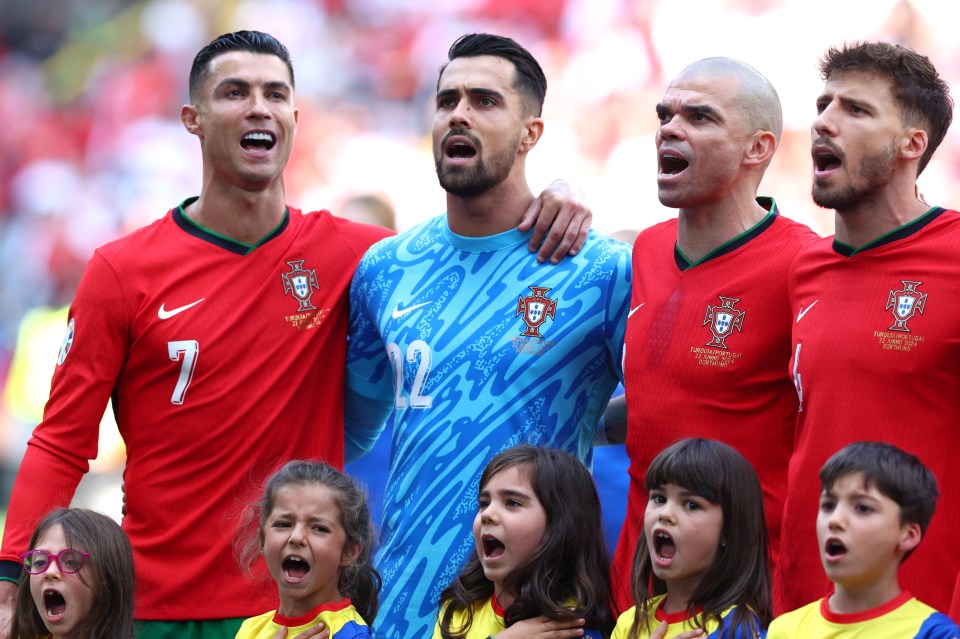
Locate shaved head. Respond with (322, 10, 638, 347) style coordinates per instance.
(676, 57, 783, 142)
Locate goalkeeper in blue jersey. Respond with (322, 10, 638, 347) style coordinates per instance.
(345, 32, 631, 639)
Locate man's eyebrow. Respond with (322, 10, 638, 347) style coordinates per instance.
(437, 87, 507, 101)
(656, 102, 722, 119)
(215, 78, 291, 92)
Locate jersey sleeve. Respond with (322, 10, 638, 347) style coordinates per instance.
(605, 242, 632, 383)
(330, 620, 372, 638)
(917, 612, 960, 638)
(0, 251, 129, 562)
(343, 252, 394, 461)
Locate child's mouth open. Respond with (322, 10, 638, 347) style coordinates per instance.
(282, 555, 310, 582)
(653, 531, 677, 567)
(482, 535, 506, 561)
(44, 589, 67, 620)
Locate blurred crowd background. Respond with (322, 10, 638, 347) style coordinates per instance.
(1, 0, 959, 539)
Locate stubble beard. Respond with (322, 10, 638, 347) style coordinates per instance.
(435, 133, 521, 198)
(812, 141, 898, 213)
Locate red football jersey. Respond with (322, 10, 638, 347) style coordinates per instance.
(777, 207, 960, 615)
(612, 202, 816, 612)
(1, 201, 391, 619)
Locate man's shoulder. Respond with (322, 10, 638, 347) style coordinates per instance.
(580, 229, 633, 255)
(356, 215, 443, 261)
(770, 213, 820, 245)
(636, 218, 678, 242)
(94, 209, 176, 261)
(791, 232, 835, 260)
(298, 208, 395, 248)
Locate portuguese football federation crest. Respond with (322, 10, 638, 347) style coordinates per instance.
(281, 260, 320, 312)
(57, 317, 75, 366)
(703, 295, 745, 349)
(516, 286, 557, 338)
(885, 279, 927, 332)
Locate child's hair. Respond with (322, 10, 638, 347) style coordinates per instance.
(820, 440, 939, 560)
(236, 459, 381, 624)
(629, 438, 771, 639)
(13, 508, 134, 639)
(437, 445, 614, 639)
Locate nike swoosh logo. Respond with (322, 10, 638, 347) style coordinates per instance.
(628, 303, 645, 318)
(158, 298, 206, 320)
(391, 301, 431, 320)
(797, 299, 819, 323)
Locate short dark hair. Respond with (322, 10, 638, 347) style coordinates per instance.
(189, 30, 294, 102)
(14, 508, 135, 639)
(820, 441, 939, 539)
(820, 41, 953, 176)
(441, 33, 547, 116)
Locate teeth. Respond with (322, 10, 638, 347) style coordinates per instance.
(244, 132, 274, 142)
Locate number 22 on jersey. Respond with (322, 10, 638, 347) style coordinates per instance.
(387, 340, 432, 409)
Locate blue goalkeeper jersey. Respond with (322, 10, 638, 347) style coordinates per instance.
(345, 214, 631, 639)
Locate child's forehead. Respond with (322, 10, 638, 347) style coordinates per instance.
(824, 471, 893, 502)
(483, 463, 534, 490)
(36, 522, 70, 549)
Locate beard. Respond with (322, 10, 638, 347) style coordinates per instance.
(435, 130, 520, 198)
(812, 141, 897, 212)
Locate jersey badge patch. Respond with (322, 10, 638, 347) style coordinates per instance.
(57, 317, 75, 366)
(702, 296, 745, 349)
(516, 286, 557, 338)
(281, 260, 320, 311)
(885, 280, 926, 332)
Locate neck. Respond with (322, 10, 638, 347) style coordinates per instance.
(185, 179, 287, 245)
(662, 581, 696, 615)
(676, 195, 768, 263)
(445, 178, 534, 237)
(833, 186, 929, 249)
(828, 576, 902, 615)
(494, 583, 516, 610)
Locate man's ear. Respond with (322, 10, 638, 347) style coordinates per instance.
(743, 130, 777, 167)
(518, 116, 544, 154)
(181, 103, 202, 138)
(898, 521, 922, 555)
(900, 127, 928, 163)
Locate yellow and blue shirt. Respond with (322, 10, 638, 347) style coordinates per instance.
(235, 598, 370, 638)
(612, 594, 763, 638)
(768, 591, 958, 638)
(432, 595, 603, 639)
